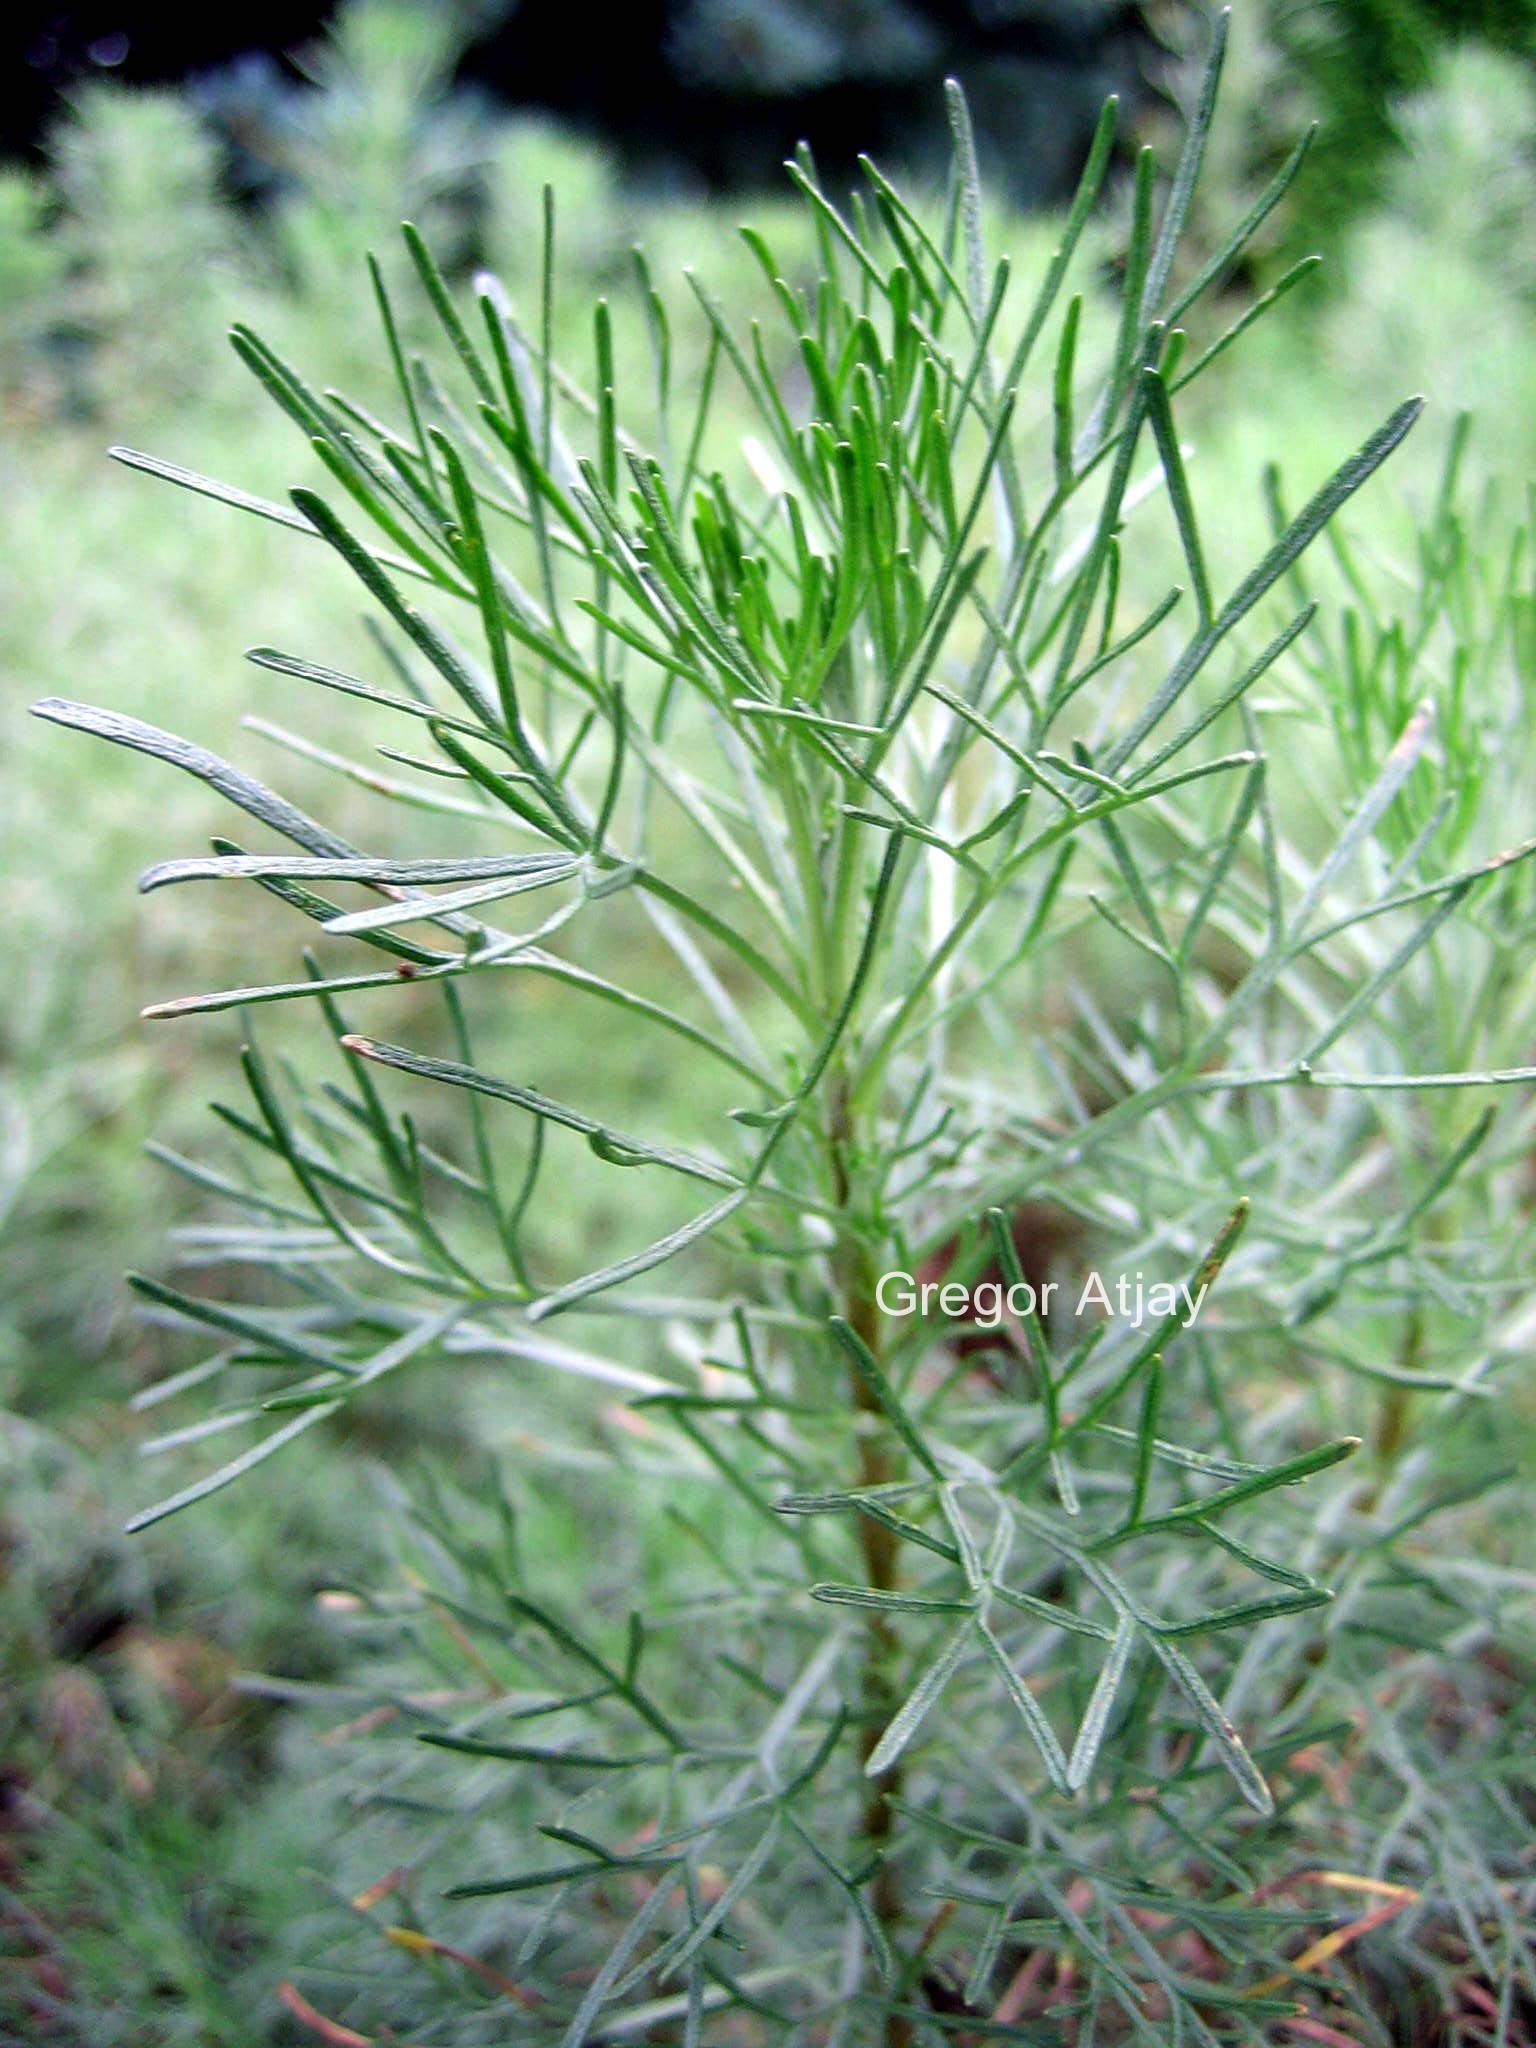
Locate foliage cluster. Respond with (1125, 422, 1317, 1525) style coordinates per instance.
(27, 12, 1536, 2043)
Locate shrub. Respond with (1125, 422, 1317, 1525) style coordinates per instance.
(33, 13, 1536, 2038)
(39, 85, 236, 416)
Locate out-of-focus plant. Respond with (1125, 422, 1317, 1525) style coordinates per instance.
(1177, 0, 1536, 277)
(480, 118, 628, 288)
(1308, 46, 1536, 446)
(0, 168, 70, 413)
(0, 1, 496, 420)
(33, 12, 1536, 2038)
(271, 0, 492, 297)
(0, 1407, 390, 2045)
(44, 85, 235, 414)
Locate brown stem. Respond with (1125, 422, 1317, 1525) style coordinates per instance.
(829, 1075, 912, 2048)
(1361, 1309, 1421, 1514)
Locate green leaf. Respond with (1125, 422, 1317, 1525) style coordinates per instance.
(31, 699, 353, 858)
(828, 1316, 943, 1479)
(1098, 1435, 1360, 1545)
(810, 1584, 977, 1615)
(864, 1617, 975, 1776)
(417, 1734, 671, 1769)
(1141, 368, 1211, 623)
(977, 1619, 1071, 1793)
(1147, 1637, 1273, 1815)
(1105, 398, 1424, 774)
(999, 92, 1118, 399)
(528, 1192, 751, 1322)
(1066, 1616, 1135, 1792)
(138, 850, 572, 894)
(1141, 5, 1228, 320)
(337, 1035, 739, 1190)
(289, 488, 503, 728)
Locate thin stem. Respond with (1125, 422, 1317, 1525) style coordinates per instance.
(827, 1069, 911, 2047)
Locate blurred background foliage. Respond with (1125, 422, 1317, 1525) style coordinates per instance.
(3, 3, 1535, 2040)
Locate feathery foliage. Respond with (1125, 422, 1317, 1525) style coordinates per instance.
(34, 13, 1536, 2038)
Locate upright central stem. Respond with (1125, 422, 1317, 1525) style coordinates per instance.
(828, 1072, 912, 2048)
